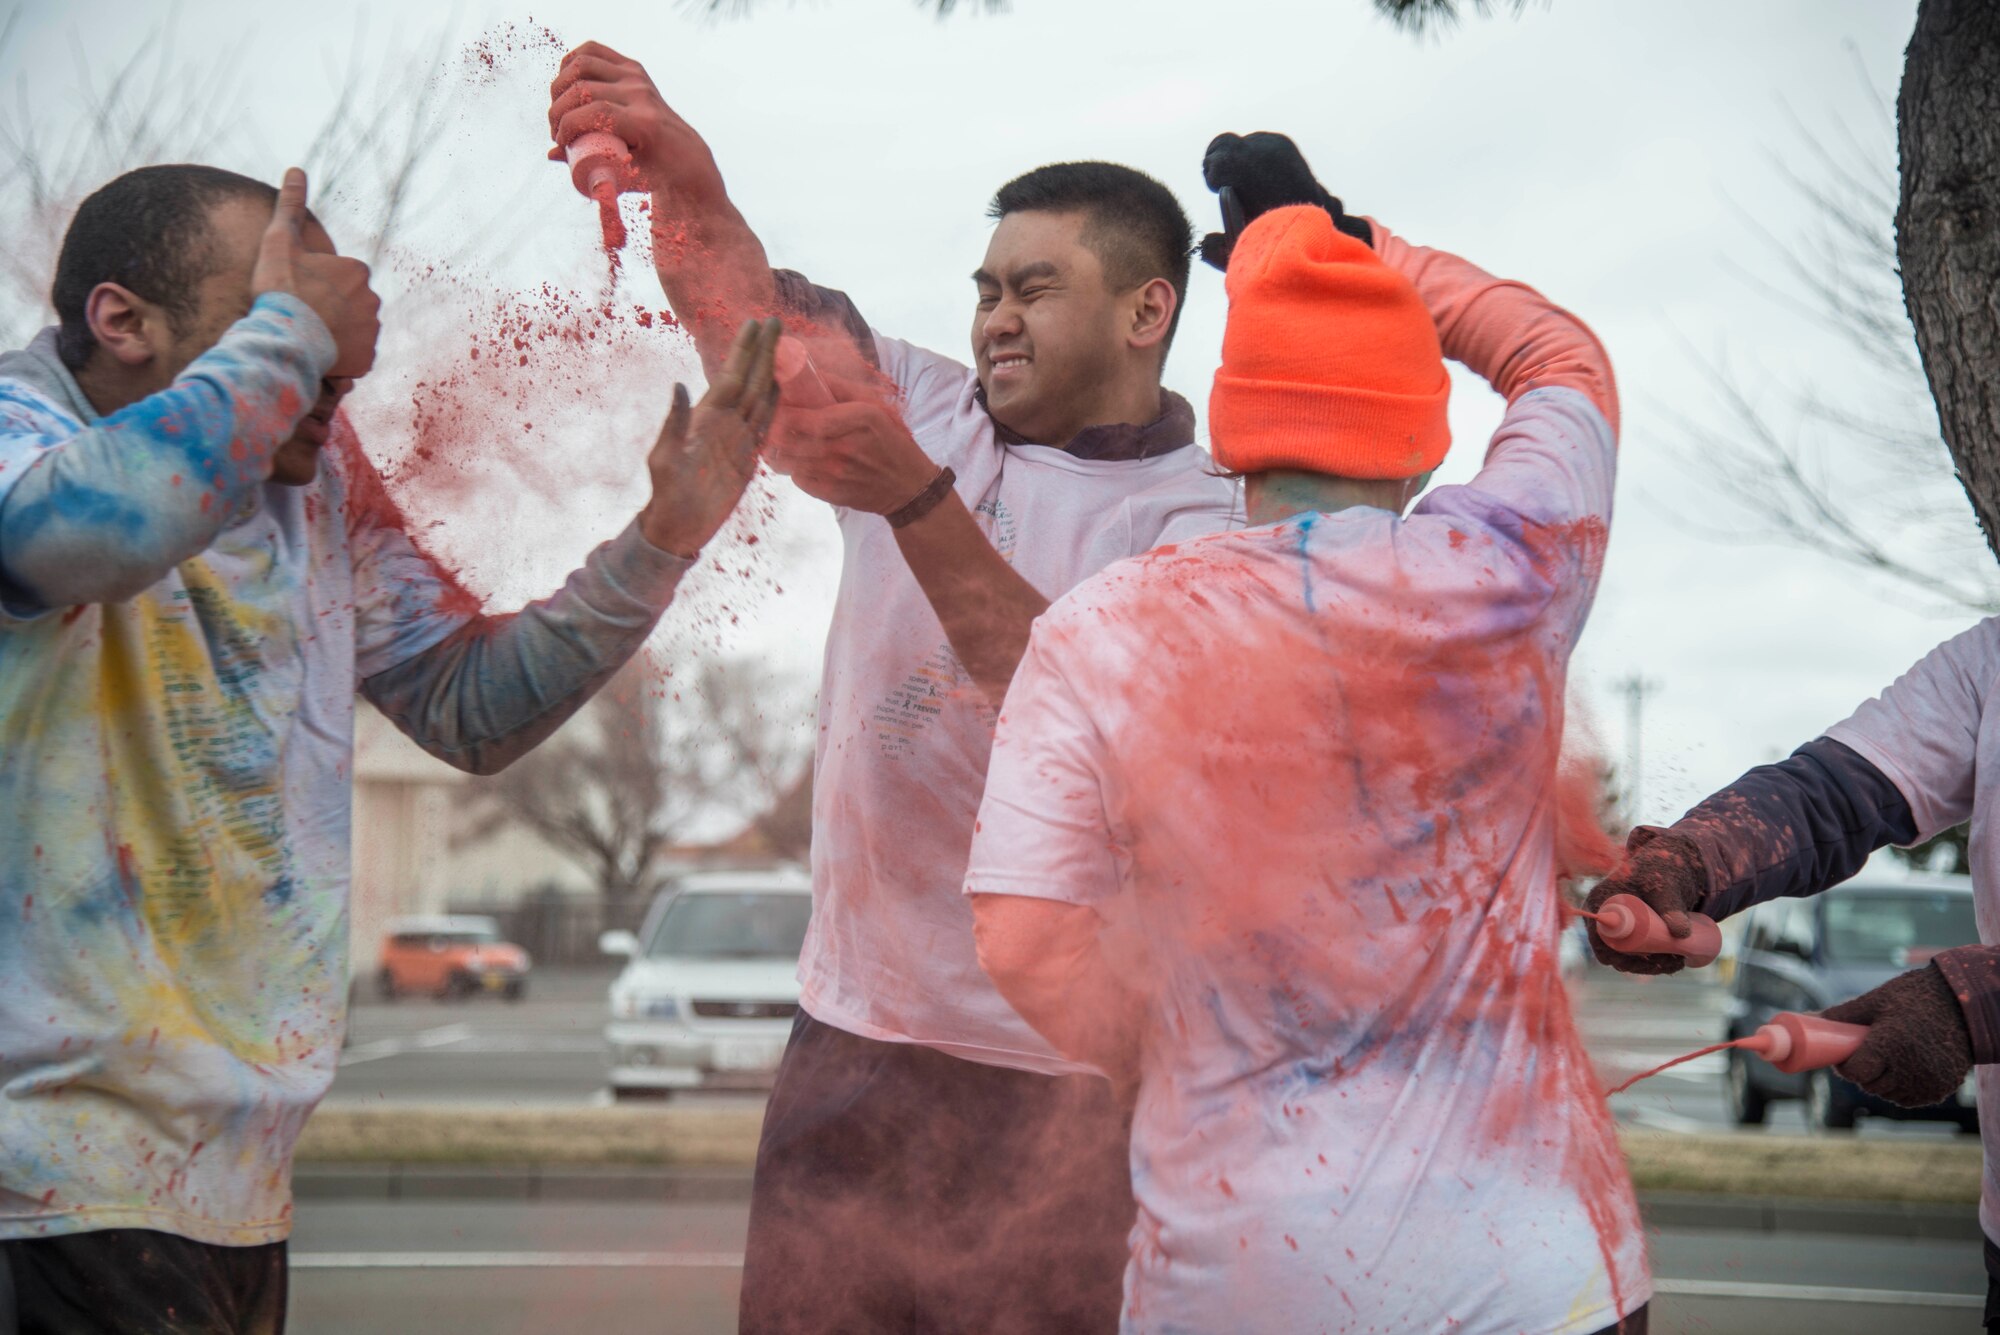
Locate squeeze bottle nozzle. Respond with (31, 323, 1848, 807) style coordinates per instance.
(1741, 1012, 1868, 1075)
(1594, 893, 1723, 967)
(774, 336, 836, 410)
(566, 131, 631, 202)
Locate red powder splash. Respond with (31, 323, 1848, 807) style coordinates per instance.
(1602, 1039, 1743, 1097)
(462, 19, 566, 82)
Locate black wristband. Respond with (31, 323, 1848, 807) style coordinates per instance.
(886, 465, 956, 529)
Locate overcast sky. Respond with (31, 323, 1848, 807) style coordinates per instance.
(4, 0, 1979, 827)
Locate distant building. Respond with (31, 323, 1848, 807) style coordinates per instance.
(347, 705, 808, 972)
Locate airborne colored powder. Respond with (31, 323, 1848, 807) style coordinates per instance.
(595, 187, 628, 255)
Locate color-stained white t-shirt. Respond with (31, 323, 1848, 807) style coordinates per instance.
(967, 386, 1649, 1333)
(1824, 615, 2000, 1238)
(800, 333, 1241, 1074)
(0, 306, 468, 1244)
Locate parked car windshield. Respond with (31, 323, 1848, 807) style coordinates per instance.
(1822, 891, 1977, 965)
(647, 892, 812, 960)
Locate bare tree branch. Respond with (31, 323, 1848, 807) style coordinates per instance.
(1371, 0, 1535, 36)
(1665, 68, 2000, 614)
(457, 656, 814, 906)
(0, 12, 481, 346)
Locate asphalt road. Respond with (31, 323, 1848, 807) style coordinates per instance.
(330, 964, 1966, 1139)
(285, 1195, 1984, 1334)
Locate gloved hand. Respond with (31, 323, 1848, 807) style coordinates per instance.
(1821, 964, 1974, 1109)
(1583, 829, 1708, 975)
(1198, 131, 1372, 272)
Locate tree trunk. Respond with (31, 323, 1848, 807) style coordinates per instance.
(1898, 0, 2000, 563)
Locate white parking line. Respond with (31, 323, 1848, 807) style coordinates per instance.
(337, 1023, 475, 1067)
(1621, 1108, 1716, 1134)
(1651, 1277, 1982, 1309)
(291, 1251, 743, 1269)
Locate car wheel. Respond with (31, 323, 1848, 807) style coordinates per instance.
(504, 980, 527, 1003)
(1807, 1069, 1858, 1132)
(1725, 1047, 1769, 1126)
(375, 968, 399, 1002)
(611, 1086, 670, 1104)
(442, 972, 474, 1001)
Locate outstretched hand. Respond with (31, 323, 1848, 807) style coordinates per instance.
(639, 317, 782, 558)
(1822, 964, 1973, 1109)
(1582, 831, 1708, 975)
(1197, 132, 1372, 272)
(250, 167, 381, 378)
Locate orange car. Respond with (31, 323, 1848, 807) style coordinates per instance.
(377, 915, 531, 1001)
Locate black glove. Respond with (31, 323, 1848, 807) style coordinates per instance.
(1822, 964, 1974, 1109)
(1198, 132, 1372, 272)
(1582, 829, 1707, 976)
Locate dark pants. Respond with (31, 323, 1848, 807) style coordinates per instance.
(1590, 1305, 1648, 1335)
(0, 1229, 285, 1335)
(738, 1010, 1134, 1334)
(1986, 1232, 2000, 1329)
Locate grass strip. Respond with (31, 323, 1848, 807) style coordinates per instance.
(298, 1107, 1980, 1204)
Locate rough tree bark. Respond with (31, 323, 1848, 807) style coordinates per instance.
(1898, 0, 2000, 563)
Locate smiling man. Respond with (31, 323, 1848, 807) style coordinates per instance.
(546, 42, 1241, 1333)
(0, 163, 780, 1334)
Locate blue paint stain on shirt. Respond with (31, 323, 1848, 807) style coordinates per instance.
(1295, 512, 1319, 613)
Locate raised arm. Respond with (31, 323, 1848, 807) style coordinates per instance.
(1368, 224, 1618, 435)
(0, 297, 330, 606)
(547, 43, 780, 378)
(360, 318, 782, 774)
(1196, 131, 1617, 433)
(1, 169, 375, 608)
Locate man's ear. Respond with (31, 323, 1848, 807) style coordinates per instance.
(1129, 277, 1177, 355)
(84, 282, 170, 368)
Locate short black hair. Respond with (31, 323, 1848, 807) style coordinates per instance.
(987, 161, 1193, 354)
(52, 164, 279, 372)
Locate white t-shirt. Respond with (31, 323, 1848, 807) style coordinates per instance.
(966, 386, 1648, 1333)
(1825, 616, 2000, 1237)
(800, 333, 1242, 1074)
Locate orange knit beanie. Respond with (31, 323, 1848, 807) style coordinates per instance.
(1209, 205, 1450, 479)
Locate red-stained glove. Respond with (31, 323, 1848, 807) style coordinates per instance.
(1821, 964, 1974, 1109)
(1582, 830, 1707, 975)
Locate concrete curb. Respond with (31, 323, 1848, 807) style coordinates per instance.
(292, 1165, 1980, 1240)
(1636, 1190, 1980, 1241)
(295, 1164, 755, 1205)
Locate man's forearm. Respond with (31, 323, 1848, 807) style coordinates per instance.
(360, 520, 690, 775)
(972, 894, 1142, 1081)
(891, 492, 1050, 704)
(652, 189, 780, 378)
(1657, 736, 1918, 920)
(0, 295, 330, 606)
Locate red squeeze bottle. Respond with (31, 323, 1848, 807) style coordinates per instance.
(566, 131, 629, 201)
(1740, 1012, 1869, 1075)
(1594, 893, 1723, 967)
(566, 131, 632, 252)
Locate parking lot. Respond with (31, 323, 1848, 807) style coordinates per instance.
(330, 962, 1966, 1140)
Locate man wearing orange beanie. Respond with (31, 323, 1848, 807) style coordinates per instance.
(963, 133, 1649, 1334)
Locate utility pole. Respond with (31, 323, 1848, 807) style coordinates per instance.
(1613, 674, 1661, 822)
